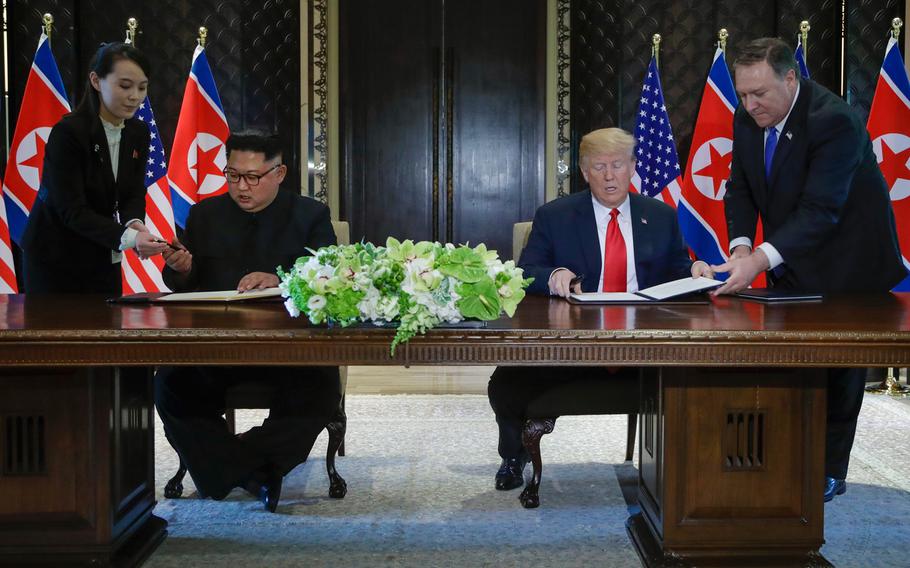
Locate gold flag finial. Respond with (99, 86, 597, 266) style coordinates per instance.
(198, 26, 208, 48)
(893, 18, 903, 40)
(652, 33, 661, 67)
(42, 13, 53, 41)
(718, 28, 728, 53)
(126, 18, 138, 45)
(800, 20, 810, 56)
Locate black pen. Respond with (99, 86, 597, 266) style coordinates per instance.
(569, 274, 584, 289)
(154, 239, 183, 251)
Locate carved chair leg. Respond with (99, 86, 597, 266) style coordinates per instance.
(625, 413, 637, 462)
(519, 417, 556, 509)
(164, 458, 188, 499)
(325, 410, 347, 499)
(225, 408, 237, 435)
(337, 391, 346, 457)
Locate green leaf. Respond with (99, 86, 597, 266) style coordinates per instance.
(437, 246, 488, 283)
(456, 278, 501, 320)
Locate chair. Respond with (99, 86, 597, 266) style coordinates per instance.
(510, 221, 639, 509)
(163, 220, 352, 500)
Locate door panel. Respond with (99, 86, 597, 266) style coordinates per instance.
(341, 0, 545, 259)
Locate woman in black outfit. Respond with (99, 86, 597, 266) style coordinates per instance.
(22, 42, 169, 294)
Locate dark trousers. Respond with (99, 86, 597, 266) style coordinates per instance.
(826, 367, 866, 480)
(488, 366, 612, 460)
(154, 365, 341, 500)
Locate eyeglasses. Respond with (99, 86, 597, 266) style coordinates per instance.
(223, 164, 281, 186)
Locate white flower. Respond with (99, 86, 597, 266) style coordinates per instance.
(284, 297, 300, 318)
(307, 295, 327, 311)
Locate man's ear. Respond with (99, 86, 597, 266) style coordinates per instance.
(274, 164, 288, 183)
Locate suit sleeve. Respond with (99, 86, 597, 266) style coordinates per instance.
(117, 123, 150, 225)
(762, 110, 863, 261)
(517, 206, 557, 295)
(41, 120, 132, 250)
(723, 118, 760, 246)
(304, 202, 337, 250)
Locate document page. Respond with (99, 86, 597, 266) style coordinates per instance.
(157, 287, 283, 302)
(636, 276, 723, 300)
(568, 292, 646, 303)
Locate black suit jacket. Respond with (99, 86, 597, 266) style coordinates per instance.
(724, 79, 906, 292)
(22, 112, 150, 290)
(519, 191, 692, 295)
(164, 189, 336, 292)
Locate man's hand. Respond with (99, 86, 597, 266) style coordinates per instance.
(690, 260, 715, 279)
(135, 231, 171, 259)
(711, 248, 770, 295)
(162, 240, 192, 273)
(548, 269, 582, 298)
(730, 244, 751, 260)
(237, 272, 279, 292)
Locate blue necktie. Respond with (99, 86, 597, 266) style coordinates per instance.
(764, 127, 778, 179)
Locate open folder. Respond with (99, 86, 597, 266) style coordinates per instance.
(112, 287, 283, 303)
(568, 276, 723, 304)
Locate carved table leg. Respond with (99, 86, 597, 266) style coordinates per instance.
(325, 411, 347, 498)
(520, 417, 556, 509)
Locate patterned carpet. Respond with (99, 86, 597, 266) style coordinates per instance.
(147, 394, 910, 567)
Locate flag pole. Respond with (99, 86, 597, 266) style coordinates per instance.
(126, 17, 138, 45)
(800, 20, 810, 57)
(198, 27, 208, 48)
(652, 33, 661, 69)
(864, 16, 910, 399)
(42, 13, 53, 46)
(718, 28, 728, 54)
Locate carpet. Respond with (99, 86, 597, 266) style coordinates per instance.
(147, 394, 910, 567)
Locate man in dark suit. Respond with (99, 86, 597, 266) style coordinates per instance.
(488, 127, 711, 490)
(154, 130, 341, 512)
(713, 38, 906, 501)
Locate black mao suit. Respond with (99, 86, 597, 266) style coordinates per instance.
(489, 191, 693, 461)
(724, 78, 907, 479)
(154, 189, 341, 499)
(22, 112, 150, 294)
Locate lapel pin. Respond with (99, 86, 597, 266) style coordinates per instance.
(132, 149, 139, 159)
(785, 131, 793, 140)
(93, 144, 100, 153)
(641, 218, 648, 224)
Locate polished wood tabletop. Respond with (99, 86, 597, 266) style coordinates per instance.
(0, 293, 908, 367)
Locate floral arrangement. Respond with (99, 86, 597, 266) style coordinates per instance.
(278, 238, 533, 353)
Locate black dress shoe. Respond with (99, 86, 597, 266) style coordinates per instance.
(495, 457, 527, 491)
(259, 468, 283, 513)
(824, 477, 846, 502)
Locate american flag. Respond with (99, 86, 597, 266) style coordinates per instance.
(121, 97, 176, 293)
(631, 55, 682, 206)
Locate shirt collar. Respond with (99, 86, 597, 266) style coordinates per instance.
(591, 192, 631, 223)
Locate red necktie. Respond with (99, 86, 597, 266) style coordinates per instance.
(602, 209, 627, 292)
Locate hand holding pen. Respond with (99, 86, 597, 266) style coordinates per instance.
(548, 269, 584, 298)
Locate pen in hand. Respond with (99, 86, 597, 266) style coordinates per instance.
(154, 239, 184, 251)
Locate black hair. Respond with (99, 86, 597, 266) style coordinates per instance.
(75, 42, 151, 118)
(733, 37, 799, 79)
(225, 130, 284, 162)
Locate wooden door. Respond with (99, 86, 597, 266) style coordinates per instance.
(340, 0, 545, 259)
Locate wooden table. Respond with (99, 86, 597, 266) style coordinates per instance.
(0, 293, 908, 566)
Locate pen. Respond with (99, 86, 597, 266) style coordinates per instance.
(570, 274, 584, 287)
(154, 239, 183, 251)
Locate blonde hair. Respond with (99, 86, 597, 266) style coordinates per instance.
(579, 128, 636, 167)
